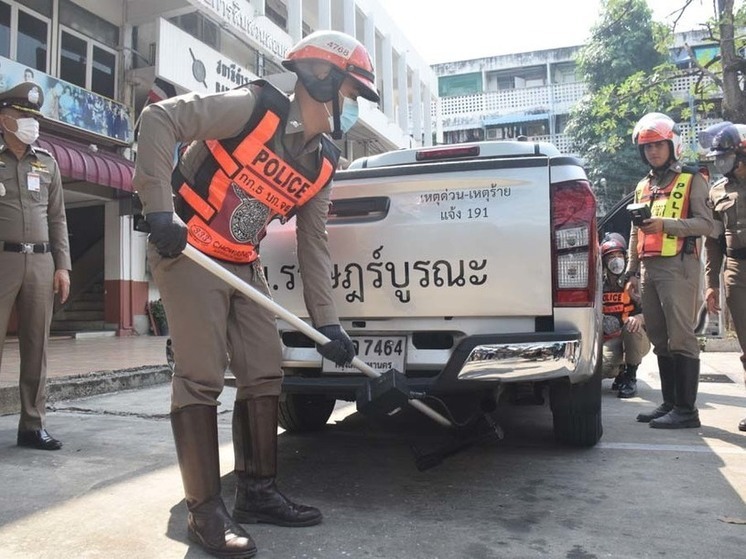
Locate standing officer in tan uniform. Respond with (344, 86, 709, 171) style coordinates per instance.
(699, 122, 746, 432)
(626, 112, 713, 429)
(0, 82, 70, 450)
(133, 31, 377, 559)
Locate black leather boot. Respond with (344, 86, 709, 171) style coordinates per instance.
(232, 397, 322, 527)
(650, 355, 701, 429)
(171, 405, 257, 558)
(617, 364, 638, 399)
(637, 355, 676, 422)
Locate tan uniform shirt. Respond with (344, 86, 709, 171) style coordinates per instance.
(627, 165, 714, 273)
(132, 87, 339, 327)
(705, 175, 746, 290)
(0, 141, 71, 270)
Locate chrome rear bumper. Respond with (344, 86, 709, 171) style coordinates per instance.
(456, 338, 580, 383)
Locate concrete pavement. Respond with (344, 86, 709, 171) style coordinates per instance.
(0, 348, 744, 558)
(0, 334, 172, 415)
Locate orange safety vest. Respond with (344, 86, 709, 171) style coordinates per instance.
(171, 81, 341, 263)
(634, 172, 694, 258)
(602, 279, 640, 340)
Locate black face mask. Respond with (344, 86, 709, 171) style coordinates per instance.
(295, 66, 345, 103)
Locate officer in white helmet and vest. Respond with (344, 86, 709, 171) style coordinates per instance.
(133, 31, 379, 559)
(626, 112, 713, 429)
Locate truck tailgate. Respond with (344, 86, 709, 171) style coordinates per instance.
(260, 158, 553, 319)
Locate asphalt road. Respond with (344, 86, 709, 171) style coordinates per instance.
(0, 351, 745, 559)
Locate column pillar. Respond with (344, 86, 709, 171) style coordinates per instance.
(287, 0, 303, 44)
(382, 34, 394, 121)
(104, 202, 149, 336)
(318, 0, 331, 29)
(411, 68, 422, 146)
(343, 0, 355, 35)
(397, 51, 408, 132)
(423, 86, 433, 146)
(363, 12, 376, 74)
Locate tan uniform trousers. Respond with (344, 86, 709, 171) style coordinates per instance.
(601, 327, 652, 378)
(148, 246, 284, 410)
(0, 251, 55, 430)
(641, 253, 702, 359)
(723, 257, 746, 372)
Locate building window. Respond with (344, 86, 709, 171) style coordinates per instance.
(0, 2, 10, 58)
(169, 12, 219, 50)
(0, 1, 50, 72)
(59, 27, 117, 99)
(58, 0, 118, 49)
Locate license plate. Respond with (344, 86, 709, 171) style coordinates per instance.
(322, 335, 407, 374)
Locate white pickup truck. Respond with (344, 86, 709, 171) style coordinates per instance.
(261, 140, 603, 446)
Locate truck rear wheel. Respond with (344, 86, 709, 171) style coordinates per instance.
(549, 363, 603, 447)
(278, 394, 336, 432)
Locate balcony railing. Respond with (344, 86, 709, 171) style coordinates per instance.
(438, 75, 721, 124)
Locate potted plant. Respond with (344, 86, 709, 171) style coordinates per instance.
(147, 299, 169, 336)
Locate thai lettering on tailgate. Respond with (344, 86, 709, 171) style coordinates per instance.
(418, 184, 512, 222)
(264, 245, 489, 304)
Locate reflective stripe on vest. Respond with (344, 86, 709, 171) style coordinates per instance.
(634, 172, 693, 257)
(175, 95, 337, 263)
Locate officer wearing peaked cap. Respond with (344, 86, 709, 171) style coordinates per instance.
(0, 81, 45, 116)
(0, 80, 71, 451)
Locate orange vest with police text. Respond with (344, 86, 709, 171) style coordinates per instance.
(171, 81, 340, 263)
(634, 172, 694, 258)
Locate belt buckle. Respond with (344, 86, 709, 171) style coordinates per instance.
(20, 243, 34, 254)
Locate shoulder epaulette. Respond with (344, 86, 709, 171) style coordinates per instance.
(33, 147, 52, 156)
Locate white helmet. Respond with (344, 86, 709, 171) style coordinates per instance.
(632, 112, 683, 164)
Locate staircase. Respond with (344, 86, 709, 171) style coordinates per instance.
(50, 280, 109, 336)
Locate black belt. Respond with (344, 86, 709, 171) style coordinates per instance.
(726, 247, 746, 260)
(2, 242, 51, 254)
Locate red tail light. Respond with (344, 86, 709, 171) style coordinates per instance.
(551, 180, 598, 306)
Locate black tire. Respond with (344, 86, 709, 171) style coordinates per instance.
(278, 394, 336, 432)
(549, 346, 603, 447)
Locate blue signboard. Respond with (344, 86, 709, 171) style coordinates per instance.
(0, 56, 133, 145)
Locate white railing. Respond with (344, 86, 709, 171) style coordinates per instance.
(437, 76, 721, 123)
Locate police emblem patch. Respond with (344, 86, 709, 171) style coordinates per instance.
(28, 87, 40, 105)
(230, 183, 271, 244)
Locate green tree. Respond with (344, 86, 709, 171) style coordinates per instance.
(679, 0, 746, 123)
(566, 0, 674, 211)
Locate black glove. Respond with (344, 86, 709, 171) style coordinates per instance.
(316, 325, 356, 366)
(146, 211, 188, 257)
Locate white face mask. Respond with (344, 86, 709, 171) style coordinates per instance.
(606, 256, 625, 276)
(10, 117, 40, 145)
(327, 96, 359, 134)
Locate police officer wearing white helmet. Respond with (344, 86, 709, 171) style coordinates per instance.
(626, 112, 714, 429)
(133, 30, 379, 558)
(700, 121, 746, 432)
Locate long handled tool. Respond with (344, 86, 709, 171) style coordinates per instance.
(181, 244, 453, 429)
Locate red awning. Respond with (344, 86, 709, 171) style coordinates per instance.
(37, 135, 135, 192)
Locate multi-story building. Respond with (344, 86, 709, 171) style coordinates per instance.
(432, 28, 723, 158)
(2, 0, 437, 337)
